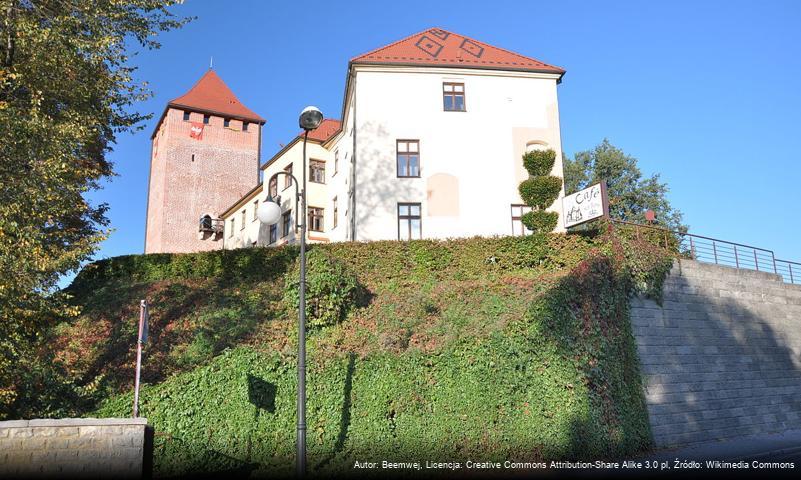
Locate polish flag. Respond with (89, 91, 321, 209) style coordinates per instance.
(190, 122, 204, 140)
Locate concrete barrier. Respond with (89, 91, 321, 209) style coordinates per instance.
(0, 417, 152, 478)
(631, 259, 801, 447)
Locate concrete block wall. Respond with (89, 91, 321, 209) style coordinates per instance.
(631, 259, 801, 448)
(0, 418, 151, 478)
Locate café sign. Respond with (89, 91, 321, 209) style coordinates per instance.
(563, 182, 609, 228)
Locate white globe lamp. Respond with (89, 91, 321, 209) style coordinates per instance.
(257, 198, 282, 225)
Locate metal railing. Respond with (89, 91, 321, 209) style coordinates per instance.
(613, 220, 801, 285)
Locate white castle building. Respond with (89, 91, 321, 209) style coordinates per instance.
(145, 28, 567, 253)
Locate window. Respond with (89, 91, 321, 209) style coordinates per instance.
(268, 177, 278, 198)
(224, 118, 231, 128)
(269, 224, 277, 244)
(240, 210, 246, 230)
(443, 82, 466, 111)
(308, 207, 324, 232)
(309, 160, 325, 184)
(284, 164, 293, 190)
(397, 140, 420, 177)
(334, 150, 339, 175)
(333, 197, 338, 229)
(229, 218, 235, 237)
(282, 210, 292, 237)
(243, 122, 249, 132)
(510, 204, 534, 236)
(253, 200, 259, 221)
(183, 111, 190, 121)
(398, 203, 422, 240)
(203, 114, 210, 125)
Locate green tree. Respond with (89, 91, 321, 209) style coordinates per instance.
(0, 0, 188, 418)
(564, 139, 686, 231)
(518, 149, 563, 233)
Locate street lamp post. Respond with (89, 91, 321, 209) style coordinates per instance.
(257, 106, 323, 478)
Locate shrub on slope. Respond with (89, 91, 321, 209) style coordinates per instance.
(89, 231, 672, 477)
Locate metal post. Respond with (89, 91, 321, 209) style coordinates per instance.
(790, 263, 795, 284)
(297, 131, 309, 478)
(712, 241, 718, 264)
(754, 250, 759, 271)
(733, 245, 739, 268)
(772, 254, 777, 275)
(133, 299, 145, 418)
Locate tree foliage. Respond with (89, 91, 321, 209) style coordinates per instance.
(518, 149, 562, 233)
(0, 0, 188, 417)
(563, 139, 686, 231)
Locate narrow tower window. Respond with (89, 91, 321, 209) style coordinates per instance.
(183, 111, 190, 121)
(203, 114, 210, 125)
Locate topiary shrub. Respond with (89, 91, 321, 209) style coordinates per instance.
(521, 210, 559, 234)
(523, 148, 558, 176)
(518, 149, 563, 233)
(283, 248, 363, 328)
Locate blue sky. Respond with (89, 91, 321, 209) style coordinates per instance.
(84, 0, 801, 271)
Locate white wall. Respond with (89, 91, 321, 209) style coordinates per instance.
(222, 140, 334, 249)
(352, 66, 565, 242)
(222, 65, 566, 248)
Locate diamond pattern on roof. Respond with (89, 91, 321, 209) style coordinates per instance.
(351, 27, 564, 75)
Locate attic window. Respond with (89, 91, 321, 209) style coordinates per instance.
(183, 111, 190, 121)
(224, 118, 231, 128)
(203, 114, 210, 125)
(243, 122, 249, 132)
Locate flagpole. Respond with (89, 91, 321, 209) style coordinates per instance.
(133, 299, 146, 418)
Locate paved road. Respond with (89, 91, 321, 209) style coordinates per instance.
(564, 429, 801, 478)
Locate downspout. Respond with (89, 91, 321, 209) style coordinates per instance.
(143, 136, 154, 253)
(257, 121, 263, 185)
(350, 74, 357, 241)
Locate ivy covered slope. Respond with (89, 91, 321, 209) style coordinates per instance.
(55, 230, 671, 477)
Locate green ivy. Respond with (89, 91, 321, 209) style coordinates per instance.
(37, 231, 680, 476)
(283, 248, 363, 329)
(90, 242, 665, 477)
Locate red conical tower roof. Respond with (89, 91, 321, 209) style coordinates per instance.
(168, 69, 265, 123)
(351, 27, 564, 76)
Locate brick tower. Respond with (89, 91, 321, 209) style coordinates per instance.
(145, 69, 264, 253)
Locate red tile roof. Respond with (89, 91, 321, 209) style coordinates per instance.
(169, 69, 265, 123)
(351, 28, 564, 76)
(299, 118, 341, 143)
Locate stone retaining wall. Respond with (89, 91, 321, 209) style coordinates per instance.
(631, 259, 801, 447)
(0, 417, 151, 478)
